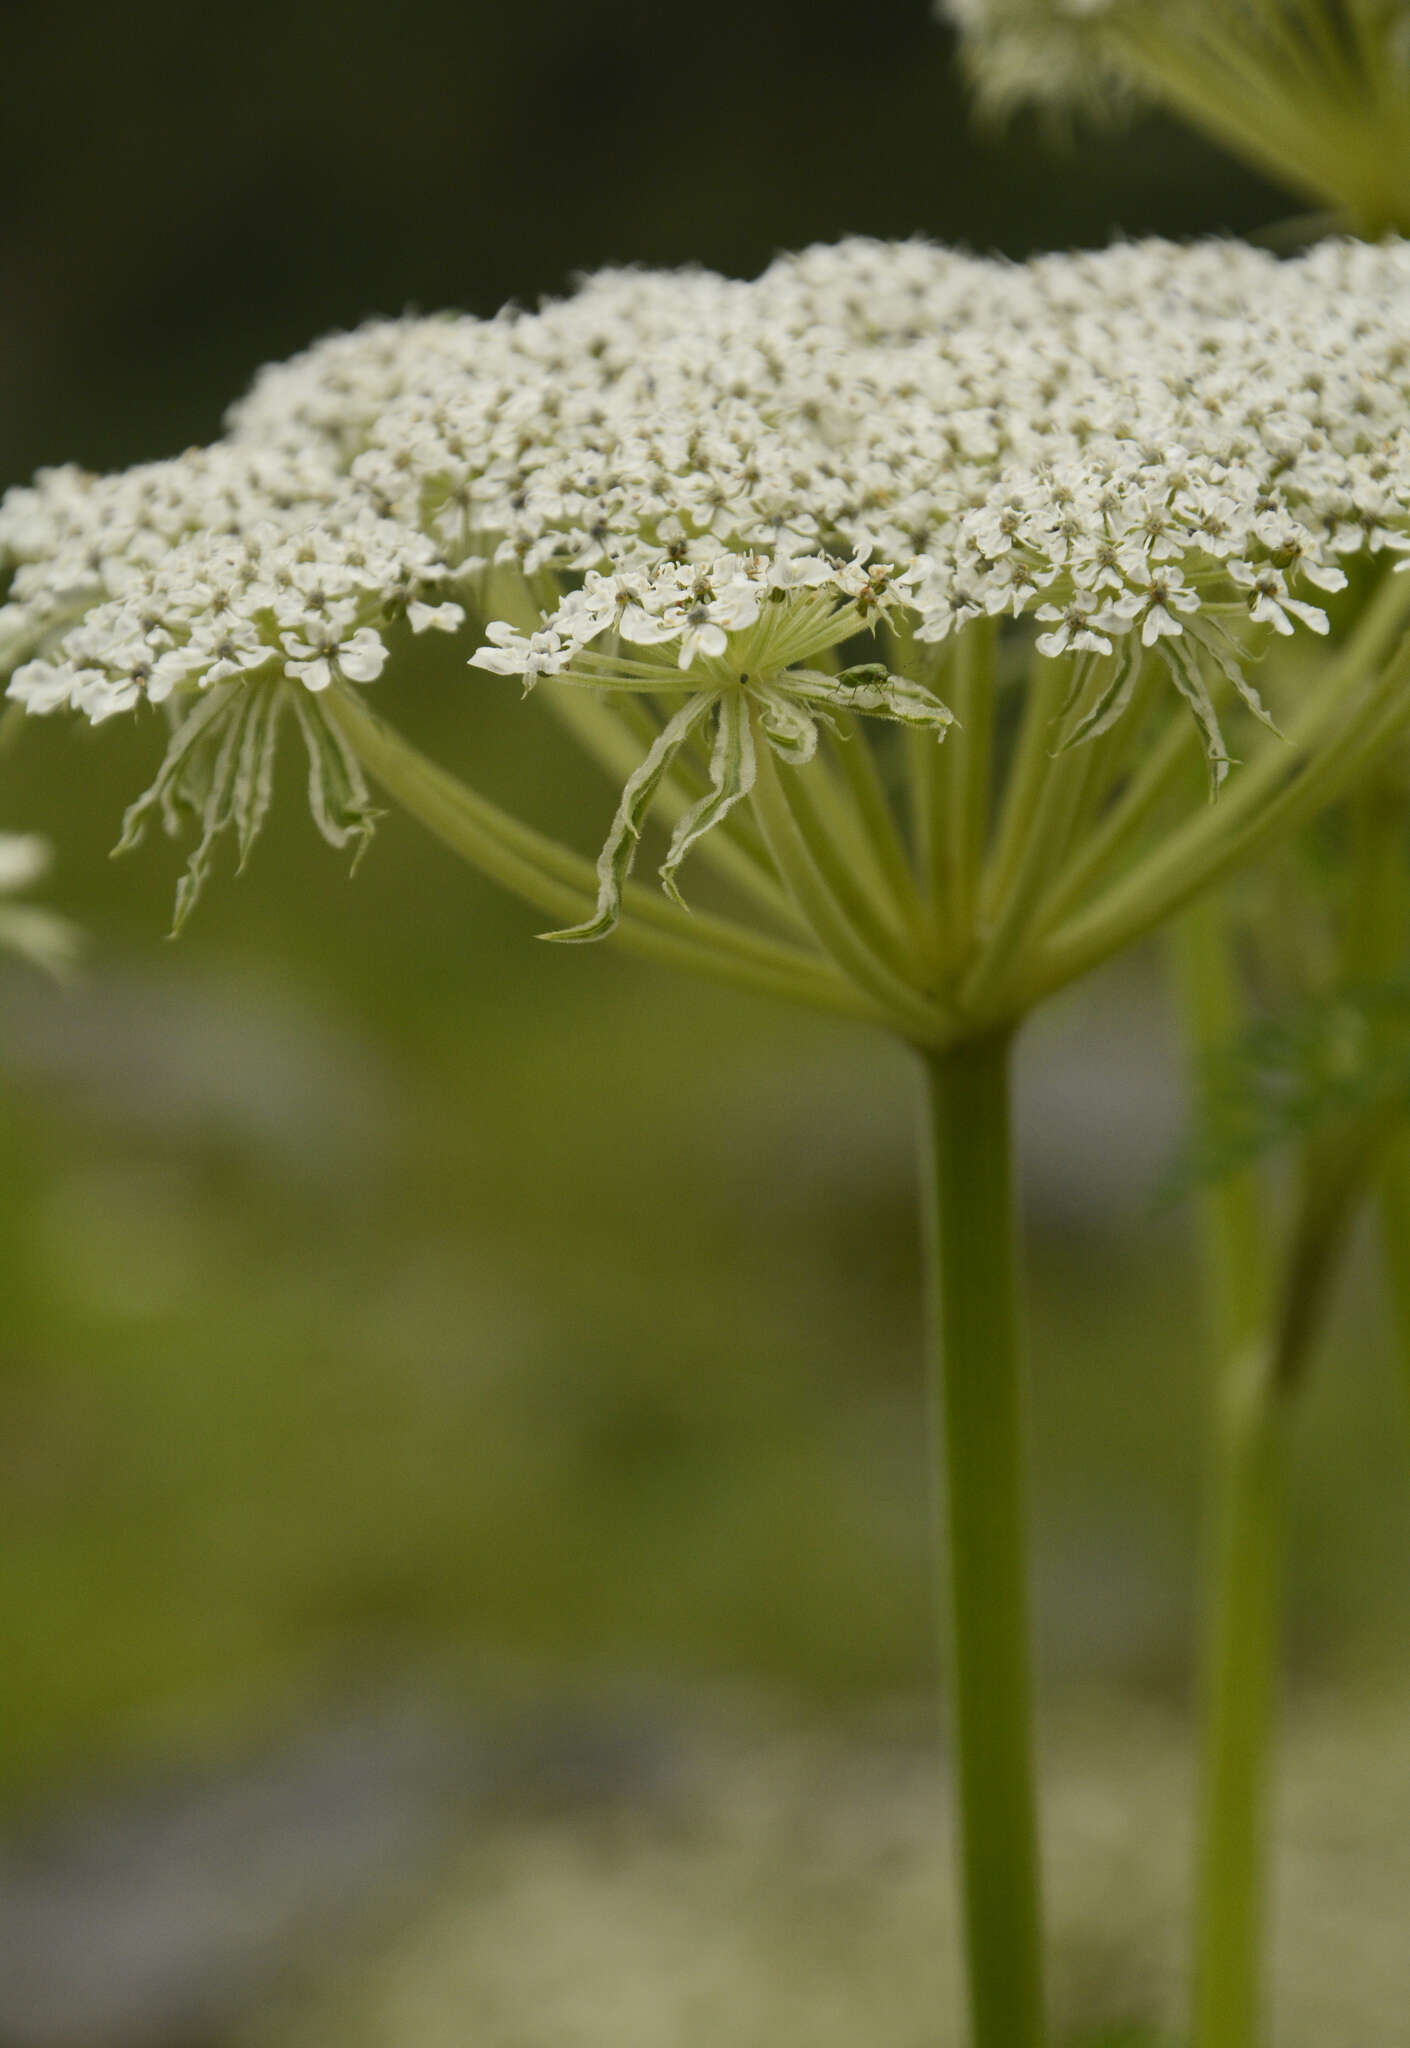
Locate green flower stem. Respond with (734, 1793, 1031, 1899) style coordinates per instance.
(775, 748, 917, 973)
(323, 687, 892, 1029)
(919, 1029, 1045, 2048)
(1190, 1116, 1371, 2048)
(830, 712, 927, 937)
(960, 712, 1098, 1014)
(983, 653, 1073, 919)
(1034, 715, 1200, 938)
(780, 723, 920, 945)
(1180, 771, 1409, 2048)
(1173, 899, 1277, 2048)
(894, 625, 950, 951)
(543, 685, 808, 937)
(748, 720, 948, 1043)
(1174, 900, 1274, 1362)
(909, 620, 997, 969)
(1191, 1330, 1286, 2048)
(1026, 581, 1410, 1013)
(945, 621, 998, 956)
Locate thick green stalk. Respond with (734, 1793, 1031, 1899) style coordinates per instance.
(919, 1031, 1045, 2048)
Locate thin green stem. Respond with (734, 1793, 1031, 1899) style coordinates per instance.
(1174, 900, 1275, 1359)
(1192, 1331, 1285, 2048)
(778, 750, 916, 972)
(924, 619, 997, 971)
(1026, 581, 1410, 1010)
(323, 687, 893, 1029)
(1180, 773, 1410, 2048)
(829, 714, 925, 935)
(1034, 677, 1197, 934)
(919, 1031, 1044, 2048)
(1191, 1112, 1370, 2048)
(1173, 900, 1277, 2048)
(960, 708, 1097, 1014)
(982, 653, 1072, 920)
(748, 721, 947, 1043)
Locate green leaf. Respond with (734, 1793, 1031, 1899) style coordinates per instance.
(1054, 641, 1142, 754)
(659, 689, 757, 910)
(1188, 618, 1282, 738)
(234, 679, 286, 868)
(114, 685, 238, 859)
(753, 684, 820, 766)
(1157, 635, 1232, 797)
(1173, 976, 1410, 1194)
(789, 665, 954, 736)
(543, 689, 716, 942)
(288, 688, 383, 865)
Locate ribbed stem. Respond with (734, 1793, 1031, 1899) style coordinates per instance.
(919, 1031, 1045, 2048)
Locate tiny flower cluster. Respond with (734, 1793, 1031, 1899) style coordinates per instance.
(4, 233, 1410, 919)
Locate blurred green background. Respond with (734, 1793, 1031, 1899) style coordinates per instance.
(2, 5, 1409, 2045)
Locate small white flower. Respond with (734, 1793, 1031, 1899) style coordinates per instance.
(406, 598, 466, 634)
(468, 623, 567, 686)
(1035, 597, 1114, 658)
(1227, 561, 1331, 636)
(280, 622, 388, 692)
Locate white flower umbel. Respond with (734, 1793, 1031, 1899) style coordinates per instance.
(7, 233, 1410, 1018)
(940, 0, 1410, 231)
(10, 233, 1410, 2048)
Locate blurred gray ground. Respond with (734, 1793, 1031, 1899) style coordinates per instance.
(6, 1679, 1410, 2048)
(3, 954, 1400, 2048)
